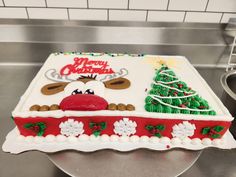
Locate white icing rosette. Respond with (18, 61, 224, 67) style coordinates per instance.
(59, 119, 84, 137)
(171, 121, 196, 139)
(114, 118, 137, 136)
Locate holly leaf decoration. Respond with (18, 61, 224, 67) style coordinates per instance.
(100, 122, 107, 130)
(93, 131, 101, 137)
(145, 125, 154, 130)
(37, 122, 46, 130)
(155, 133, 162, 138)
(202, 127, 211, 135)
(213, 126, 224, 132)
(156, 125, 165, 131)
(24, 122, 46, 136)
(37, 129, 45, 136)
(89, 122, 107, 136)
(146, 124, 165, 137)
(89, 122, 96, 128)
(211, 134, 221, 139)
(202, 125, 225, 139)
(24, 123, 34, 129)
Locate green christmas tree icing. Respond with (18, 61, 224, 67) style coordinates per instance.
(145, 65, 216, 115)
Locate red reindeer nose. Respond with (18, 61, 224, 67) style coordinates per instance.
(60, 94, 108, 111)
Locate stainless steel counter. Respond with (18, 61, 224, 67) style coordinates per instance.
(0, 19, 232, 65)
(0, 19, 236, 177)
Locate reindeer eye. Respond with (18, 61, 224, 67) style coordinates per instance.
(64, 81, 85, 97)
(84, 89, 94, 95)
(71, 89, 83, 95)
(84, 81, 105, 97)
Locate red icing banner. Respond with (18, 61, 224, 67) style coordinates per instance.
(14, 116, 231, 140)
(60, 57, 115, 75)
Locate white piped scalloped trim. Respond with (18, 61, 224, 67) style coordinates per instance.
(140, 136, 149, 143)
(171, 137, 181, 145)
(160, 137, 171, 144)
(79, 134, 89, 141)
(202, 138, 212, 146)
(101, 134, 110, 142)
(13, 133, 225, 146)
(3, 128, 235, 154)
(56, 135, 67, 142)
(191, 138, 202, 145)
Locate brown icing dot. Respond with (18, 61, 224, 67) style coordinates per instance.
(50, 104, 60, 110)
(39, 105, 50, 111)
(107, 103, 117, 110)
(117, 103, 126, 111)
(29, 104, 40, 111)
(126, 104, 135, 111)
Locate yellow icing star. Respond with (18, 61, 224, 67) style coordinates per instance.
(158, 59, 166, 65)
(144, 56, 180, 69)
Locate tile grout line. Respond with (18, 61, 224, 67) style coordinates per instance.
(1, 5, 235, 22)
(145, 10, 148, 22)
(1, 5, 235, 14)
(87, 0, 89, 8)
(183, 11, 187, 22)
(219, 12, 224, 23)
(107, 9, 109, 21)
(2, 0, 5, 6)
(127, 0, 130, 10)
(45, 0, 48, 8)
(167, 0, 170, 10)
(67, 8, 70, 20)
(25, 7, 29, 19)
(204, 0, 210, 11)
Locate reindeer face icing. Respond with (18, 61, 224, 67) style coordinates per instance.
(41, 68, 131, 111)
(64, 80, 105, 98)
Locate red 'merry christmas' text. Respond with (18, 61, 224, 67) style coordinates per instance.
(60, 57, 114, 75)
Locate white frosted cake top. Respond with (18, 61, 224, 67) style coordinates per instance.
(12, 53, 233, 121)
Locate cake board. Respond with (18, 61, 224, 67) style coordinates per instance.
(3, 128, 236, 177)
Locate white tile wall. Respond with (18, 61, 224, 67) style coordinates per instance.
(0, 0, 235, 23)
(207, 0, 236, 13)
(169, 0, 208, 11)
(129, 0, 168, 10)
(28, 8, 68, 19)
(69, 9, 107, 21)
(0, 7, 28, 18)
(185, 12, 222, 23)
(109, 10, 146, 21)
(89, 0, 128, 9)
(148, 11, 185, 22)
(47, 0, 87, 8)
(4, 0, 46, 7)
(221, 13, 236, 23)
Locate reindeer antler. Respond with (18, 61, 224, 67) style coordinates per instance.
(99, 68, 129, 82)
(45, 69, 75, 82)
